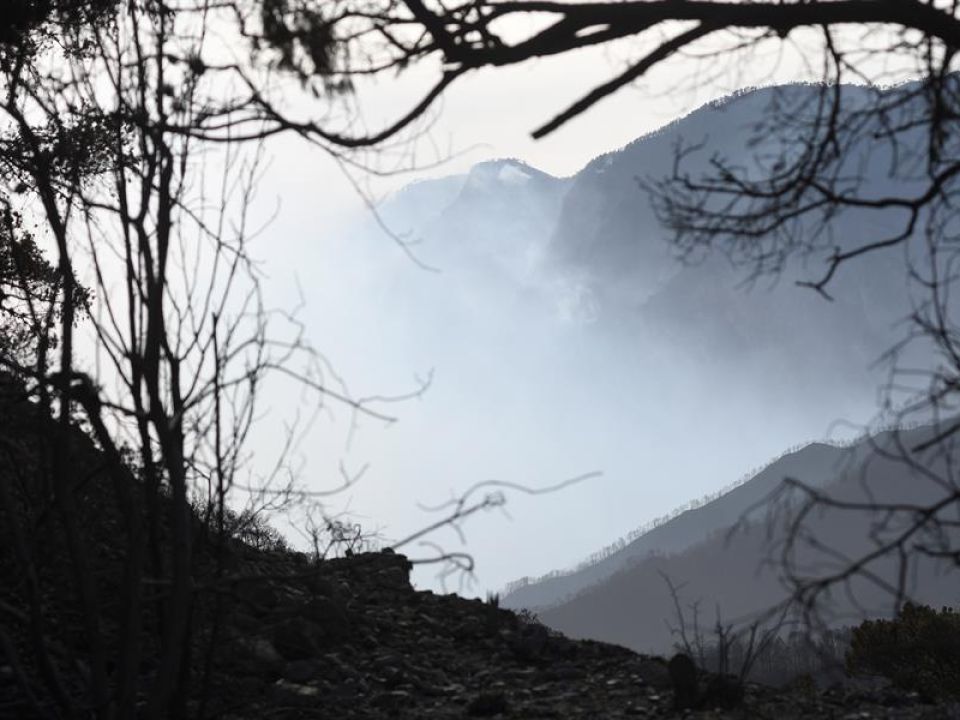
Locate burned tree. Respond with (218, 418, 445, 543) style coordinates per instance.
(0, 2, 409, 717)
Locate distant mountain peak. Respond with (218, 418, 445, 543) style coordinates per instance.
(463, 158, 557, 192)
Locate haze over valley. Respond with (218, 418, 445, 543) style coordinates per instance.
(286, 82, 929, 606)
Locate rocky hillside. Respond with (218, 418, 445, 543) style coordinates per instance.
(77, 548, 959, 720)
(2, 373, 958, 718)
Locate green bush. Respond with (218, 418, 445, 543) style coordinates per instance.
(846, 602, 960, 700)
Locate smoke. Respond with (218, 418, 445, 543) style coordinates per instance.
(246, 155, 880, 598)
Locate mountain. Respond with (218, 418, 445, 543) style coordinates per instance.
(477, 82, 936, 616)
(500, 440, 857, 611)
(544, 87, 788, 307)
(522, 422, 960, 656)
(377, 82, 913, 393)
(545, 82, 913, 315)
(381, 158, 571, 286)
(545, 83, 912, 401)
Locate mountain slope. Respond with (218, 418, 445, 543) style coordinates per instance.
(501, 440, 858, 611)
(534, 423, 960, 655)
(379, 83, 911, 379)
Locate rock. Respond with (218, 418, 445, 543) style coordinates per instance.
(636, 658, 671, 689)
(304, 572, 340, 599)
(235, 579, 281, 614)
(452, 616, 485, 642)
(299, 596, 351, 642)
(701, 674, 744, 709)
(271, 617, 323, 660)
(381, 665, 405, 689)
(283, 659, 321, 684)
(225, 636, 283, 678)
(467, 691, 509, 717)
(373, 550, 413, 586)
(371, 689, 414, 712)
(268, 679, 321, 707)
(668, 653, 699, 709)
(511, 622, 549, 662)
(228, 609, 261, 634)
(543, 663, 580, 682)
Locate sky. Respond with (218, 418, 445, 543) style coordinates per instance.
(240, 35, 891, 597)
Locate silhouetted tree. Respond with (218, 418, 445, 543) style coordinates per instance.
(0, 206, 88, 374)
(0, 3, 422, 718)
(0, 3, 583, 717)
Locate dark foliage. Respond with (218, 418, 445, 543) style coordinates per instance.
(0, 375, 300, 717)
(220, 506, 290, 554)
(667, 652, 699, 709)
(0, 207, 88, 366)
(846, 603, 960, 701)
(1, 0, 119, 56)
(257, 0, 345, 85)
(692, 627, 851, 689)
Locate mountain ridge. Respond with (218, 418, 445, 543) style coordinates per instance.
(527, 421, 960, 655)
(500, 438, 846, 610)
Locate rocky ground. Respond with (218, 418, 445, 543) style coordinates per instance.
(199, 549, 960, 720)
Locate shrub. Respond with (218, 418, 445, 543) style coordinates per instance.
(846, 602, 960, 700)
(727, 628, 850, 688)
(222, 507, 290, 553)
(516, 608, 540, 626)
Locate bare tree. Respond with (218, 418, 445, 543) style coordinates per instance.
(0, 2, 601, 717)
(0, 2, 419, 718)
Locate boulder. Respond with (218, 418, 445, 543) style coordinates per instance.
(667, 653, 698, 709)
(272, 617, 324, 660)
(224, 636, 283, 678)
(299, 595, 351, 643)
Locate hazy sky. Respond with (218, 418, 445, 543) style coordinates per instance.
(245, 38, 884, 597)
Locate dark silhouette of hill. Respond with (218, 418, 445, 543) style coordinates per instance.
(501, 440, 855, 611)
(533, 423, 960, 656)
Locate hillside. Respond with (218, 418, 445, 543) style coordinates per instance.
(501, 440, 856, 611)
(1, 372, 956, 719)
(526, 423, 960, 656)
